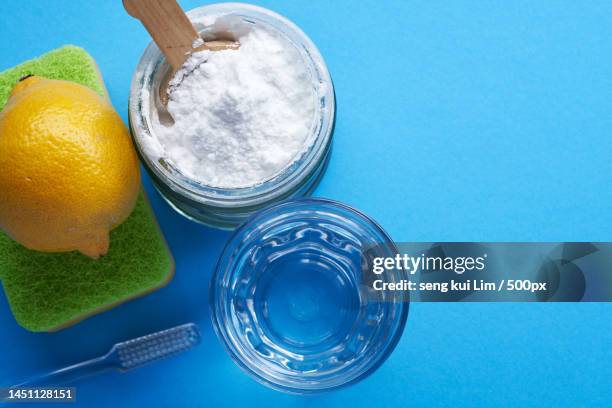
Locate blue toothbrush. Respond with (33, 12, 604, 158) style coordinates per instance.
(13, 323, 201, 387)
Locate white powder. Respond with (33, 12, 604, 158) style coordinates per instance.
(153, 23, 317, 188)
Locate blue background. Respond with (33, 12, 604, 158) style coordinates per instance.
(1, 0, 611, 406)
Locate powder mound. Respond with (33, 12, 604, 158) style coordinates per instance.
(160, 26, 316, 188)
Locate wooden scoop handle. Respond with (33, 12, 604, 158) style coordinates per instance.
(123, 0, 201, 70)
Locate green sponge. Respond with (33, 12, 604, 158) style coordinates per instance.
(0, 46, 175, 332)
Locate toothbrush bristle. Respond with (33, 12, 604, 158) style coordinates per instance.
(115, 323, 201, 370)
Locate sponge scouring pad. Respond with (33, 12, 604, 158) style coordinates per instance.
(0, 46, 175, 332)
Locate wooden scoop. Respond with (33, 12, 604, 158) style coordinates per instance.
(123, 0, 239, 105)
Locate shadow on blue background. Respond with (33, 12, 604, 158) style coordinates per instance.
(1, 1, 611, 407)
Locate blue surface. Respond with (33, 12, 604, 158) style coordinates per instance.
(1, 0, 611, 406)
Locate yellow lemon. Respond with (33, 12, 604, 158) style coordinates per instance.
(0, 76, 141, 259)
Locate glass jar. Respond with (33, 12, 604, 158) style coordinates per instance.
(210, 198, 409, 393)
(128, 3, 335, 229)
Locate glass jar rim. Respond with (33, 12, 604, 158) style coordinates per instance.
(128, 3, 335, 209)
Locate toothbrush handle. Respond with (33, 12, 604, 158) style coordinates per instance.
(13, 355, 114, 387)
